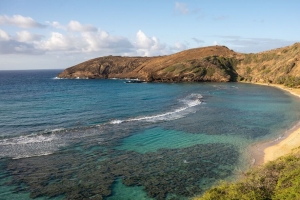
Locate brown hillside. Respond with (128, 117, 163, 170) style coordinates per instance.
(58, 46, 241, 82)
(58, 43, 300, 86)
(237, 43, 300, 87)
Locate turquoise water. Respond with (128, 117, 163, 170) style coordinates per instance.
(117, 128, 250, 154)
(1, 70, 300, 199)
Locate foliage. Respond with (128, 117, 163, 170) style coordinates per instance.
(243, 54, 254, 64)
(246, 66, 252, 75)
(163, 63, 185, 73)
(194, 148, 300, 200)
(162, 56, 239, 81)
(243, 53, 280, 65)
(275, 76, 300, 87)
(262, 69, 271, 74)
(192, 67, 207, 76)
(206, 67, 215, 77)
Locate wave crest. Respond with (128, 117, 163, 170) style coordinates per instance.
(0, 93, 203, 159)
(109, 93, 202, 124)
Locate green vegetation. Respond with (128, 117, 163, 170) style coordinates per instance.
(163, 63, 185, 73)
(246, 66, 252, 75)
(161, 56, 239, 81)
(206, 67, 215, 77)
(194, 148, 300, 200)
(262, 69, 271, 74)
(192, 67, 207, 76)
(275, 76, 300, 87)
(259, 53, 279, 62)
(204, 56, 239, 81)
(243, 53, 280, 65)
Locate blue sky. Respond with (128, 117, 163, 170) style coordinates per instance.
(0, 0, 299, 70)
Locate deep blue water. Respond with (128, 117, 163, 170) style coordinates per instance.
(0, 70, 300, 199)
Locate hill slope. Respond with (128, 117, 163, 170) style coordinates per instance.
(238, 43, 300, 87)
(57, 46, 241, 82)
(58, 43, 300, 86)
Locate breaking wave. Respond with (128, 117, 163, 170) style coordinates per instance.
(0, 93, 203, 159)
(110, 93, 202, 124)
(0, 133, 65, 159)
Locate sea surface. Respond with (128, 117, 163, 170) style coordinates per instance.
(1, 69, 300, 200)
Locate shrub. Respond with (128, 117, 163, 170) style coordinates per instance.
(246, 66, 252, 75)
(194, 149, 300, 200)
(206, 67, 215, 77)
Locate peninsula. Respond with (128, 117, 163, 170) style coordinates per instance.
(58, 43, 300, 88)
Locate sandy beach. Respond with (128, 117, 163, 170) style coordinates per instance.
(249, 83, 300, 165)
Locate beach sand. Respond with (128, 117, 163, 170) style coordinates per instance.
(248, 83, 300, 165)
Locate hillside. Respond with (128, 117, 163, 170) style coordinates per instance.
(238, 43, 300, 87)
(57, 46, 241, 82)
(57, 43, 300, 87)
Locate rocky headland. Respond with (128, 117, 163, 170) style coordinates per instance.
(58, 43, 300, 87)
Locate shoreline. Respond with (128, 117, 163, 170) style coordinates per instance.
(247, 82, 300, 166)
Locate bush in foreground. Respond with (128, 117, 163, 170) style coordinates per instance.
(194, 148, 300, 200)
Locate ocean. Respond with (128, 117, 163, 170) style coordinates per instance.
(1, 69, 300, 200)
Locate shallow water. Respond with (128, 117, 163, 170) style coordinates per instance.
(1, 70, 300, 199)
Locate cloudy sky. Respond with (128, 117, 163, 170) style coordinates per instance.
(0, 0, 299, 70)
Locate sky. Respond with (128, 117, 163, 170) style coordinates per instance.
(0, 0, 299, 70)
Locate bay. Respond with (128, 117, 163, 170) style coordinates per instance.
(0, 70, 300, 199)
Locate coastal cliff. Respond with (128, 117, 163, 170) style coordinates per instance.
(58, 43, 300, 87)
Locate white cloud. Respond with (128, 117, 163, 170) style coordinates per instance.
(0, 29, 10, 41)
(67, 20, 97, 32)
(0, 40, 44, 55)
(15, 31, 43, 42)
(81, 30, 133, 53)
(135, 30, 169, 56)
(46, 21, 66, 30)
(47, 20, 97, 32)
(0, 29, 42, 54)
(0, 15, 45, 28)
(213, 41, 219, 45)
(35, 29, 133, 54)
(136, 30, 155, 49)
(0, 19, 187, 58)
(173, 42, 188, 51)
(38, 32, 76, 51)
(175, 2, 189, 14)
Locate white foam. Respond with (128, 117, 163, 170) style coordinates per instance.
(0, 93, 203, 159)
(75, 77, 89, 79)
(110, 120, 124, 124)
(12, 152, 54, 160)
(0, 132, 66, 159)
(0, 134, 58, 146)
(109, 93, 202, 124)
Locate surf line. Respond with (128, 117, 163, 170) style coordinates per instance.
(110, 93, 203, 125)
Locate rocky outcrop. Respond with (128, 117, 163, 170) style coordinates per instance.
(57, 43, 300, 86)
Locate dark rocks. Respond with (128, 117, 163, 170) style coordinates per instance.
(2, 142, 239, 200)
